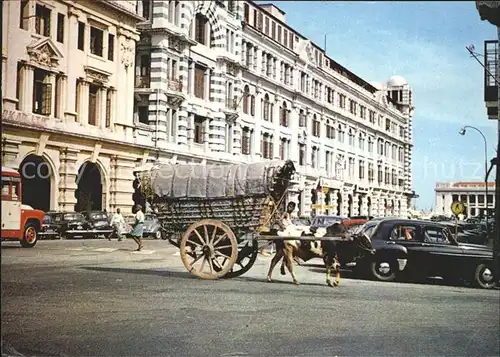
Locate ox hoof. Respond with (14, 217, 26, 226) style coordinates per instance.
(266, 276, 273, 282)
(280, 270, 286, 276)
(293, 281, 300, 286)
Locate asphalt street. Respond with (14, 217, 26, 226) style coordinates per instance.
(2, 238, 499, 357)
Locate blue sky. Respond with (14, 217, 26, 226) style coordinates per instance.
(263, 1, 498, 210)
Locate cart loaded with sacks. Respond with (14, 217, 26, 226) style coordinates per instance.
(132, 160, 363, 280)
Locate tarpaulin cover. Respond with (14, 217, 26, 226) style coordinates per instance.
(137, 161, 288, 199)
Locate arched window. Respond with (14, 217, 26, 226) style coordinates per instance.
(243, 85, 250, 114)
(263, 93, 270, 121)
(338, 124, 344, 143)
(348, 129, 354, 146)
(398, 147, 404, 162)
(280, 101, 288, 127)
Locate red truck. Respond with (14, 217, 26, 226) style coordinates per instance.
(1, 166, 45, 247)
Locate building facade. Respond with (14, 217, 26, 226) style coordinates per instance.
(435, 181, 496, 217)
(2, 0, 144, 212)
(2, 0, 415, 217)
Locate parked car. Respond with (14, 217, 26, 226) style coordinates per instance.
(56, 212, 96, 239)
(143, 213, 165, 239)
(355, 218, 495, 289)
(81, 211, 114, 238)
(309, 215, 344, 236)
(39, 211, 63, 239)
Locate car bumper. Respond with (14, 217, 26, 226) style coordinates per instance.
(65, 229, 114, 235)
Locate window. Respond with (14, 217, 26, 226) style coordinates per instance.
(261, 134, 273, 159)
(326, 124, 335, 139)
(368, 137, 374, 153)
(244, 3, 249, 22)
(280, 103, 288, 127)
(257, 12, 263, 31)
(378, 139, 384, 155)
(35, 4, 51, 37)
(348, 130, 355, 146)
(20, 0, 29, 30)
(250, 95, 255, 116)
(271, 22, 276, 39)
(88, 84, 99, 126)
(299, 109, 306, 127)
(339, 94, 346, 109)
(385, 118, 391, 131)
(195, 14, 209, 45)
(311, 147, 318, 169)
(142, 0, 150, 20)
(368, 164, 374, 183)
(349, 100, 357, 115)
(90, 27, 104, 57)
(360, 106, 366, 119)
(279, 138, 288, 160)
(194, 65, 205, 99)
(423, 227, 451, 244)
(369, 110, 375, 124)
(57, 14, 64, 43)
(264, 17, 269, 34)
(390, 225, 418, 241)
(108, 34, 115, 61)
(138, 106, 148, 124)
(359, 134, 364, 150)
(289, 33, 294, 49)
(398, 147, 404, 162)
(283, 30, 288, 47)
(242, 127, 251, 155)
(243, 86, 250, 114)
(263, 94, 271, 121)
(299, 144, 306, 166)
(32, 69, 52, 116)
(78, 22, 85, 50)
(377, 166, 383, 183)
(194, 115, 206, 144)
(359, 161, 365, 180)
(312, 116, 320, 137)
(277, 25, 282, 42)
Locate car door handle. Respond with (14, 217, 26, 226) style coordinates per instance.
(422, 243, 430, 246)
(386, 241, 395, 244)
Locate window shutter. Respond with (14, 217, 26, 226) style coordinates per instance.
(41, 83, 52, 116)
(269, 140, 274, 159)
(250, 96, 255, 116)
(105, 90, 111, 127)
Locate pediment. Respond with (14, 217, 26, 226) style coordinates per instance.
(297, 39, 315, 66)
(27, 38, 63, 68)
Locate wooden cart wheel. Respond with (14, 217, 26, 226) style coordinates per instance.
(220, 238, 258, 279)
(179, 219, 238, 280)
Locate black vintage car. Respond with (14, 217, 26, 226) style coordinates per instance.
(81, 211, 114, 238)
(56, 212, 96, 239)
(39, 211, 64, 239)
(355, 219, 495, 289)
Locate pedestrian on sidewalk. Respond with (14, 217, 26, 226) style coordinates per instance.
(129, 204, 145, 251)
(110, 208, 126, 241)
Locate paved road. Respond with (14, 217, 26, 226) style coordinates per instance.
(2, 239, 499, 357)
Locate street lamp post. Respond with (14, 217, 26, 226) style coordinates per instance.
(459, 125, 489, 234)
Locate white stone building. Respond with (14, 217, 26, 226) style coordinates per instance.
(237, 2, 415, 217)
(2, 0, 144, 212)
(435, 181, 496, 217)
(131, 0, 415, 217)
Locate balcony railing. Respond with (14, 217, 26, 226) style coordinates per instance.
(135, 75, 150, 88)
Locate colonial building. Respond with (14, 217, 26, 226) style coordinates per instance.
(238, 2, 414, 217)
(2, 0, 415, 217)
(2, 0, 144, 212)
(435, 181, 496, 217)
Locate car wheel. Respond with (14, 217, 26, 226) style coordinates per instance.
(370, 258, 397, 282)
(155, 230, 162, 240)
(20, 223, 38, 248)
(474, 263, 496, 289)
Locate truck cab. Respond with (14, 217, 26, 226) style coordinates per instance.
(1, 166, 45, 247)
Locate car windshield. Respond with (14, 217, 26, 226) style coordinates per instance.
(64, 213, 84, 221)
(90, 212, 107, 220)
(312, 216, 342, 227)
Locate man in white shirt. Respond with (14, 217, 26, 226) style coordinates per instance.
(110, 208, 126, 241)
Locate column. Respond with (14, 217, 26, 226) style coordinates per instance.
(187, 113, 195, 146)
(58, 148, 79, 211)
(47, 73, 57, 117)
(273, 96, 280, 159)
(360, 195, 368, 216)
(204, 118, 210, 152)
(289, 106, 299, 163)
(20, 64, 34, 113)
(99, 87, 107, 129)
(77, 80, 89, 124)
(204, 68, 210, 100)
(252, 93, 262, 158)
(56, 75, 67, 119)
(331, 190, 339, 215)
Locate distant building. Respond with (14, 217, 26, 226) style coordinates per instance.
(435, 181, 496, 217)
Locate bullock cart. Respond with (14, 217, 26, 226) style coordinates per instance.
(132, 160, 362, 280)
